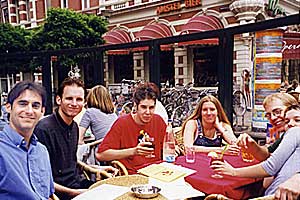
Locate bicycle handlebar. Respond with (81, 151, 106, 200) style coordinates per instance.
(121, 79, 143, 85)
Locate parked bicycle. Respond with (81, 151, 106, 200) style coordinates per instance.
(108, 79, 142, 115)
(169, 86, 247, 128)
(169, 87, 218, 127)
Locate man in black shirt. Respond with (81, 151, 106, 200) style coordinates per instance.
(34, 77, 92, 200)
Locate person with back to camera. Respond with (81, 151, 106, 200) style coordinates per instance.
(182, 95, 239, 154)
(212, 104, 300, 199)
(96, 82, 167, 174)
(0, 81, 54, 199)
(78, 85, 118, 144)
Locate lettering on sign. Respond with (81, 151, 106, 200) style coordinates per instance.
(282, 41, 300, 53)
(185, 0, 201, 8)
(156, 2, 181, 15)
(156, 0, 201, 15)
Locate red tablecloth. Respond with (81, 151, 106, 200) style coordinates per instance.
(176, 153, 263, 199)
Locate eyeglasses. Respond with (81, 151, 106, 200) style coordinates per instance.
(265, 108, 284, 119)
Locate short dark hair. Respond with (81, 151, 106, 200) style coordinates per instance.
(285, 104, 300, 114)
(7, 81, 47, 107)
(291, 79, 299, 87)
(133, 82, 157, 106)
(148, 82, 160, 97)
(57, 77, 85, 98)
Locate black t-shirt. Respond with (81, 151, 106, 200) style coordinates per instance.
(34, 110, 81, 188)
(267, 132, 285, 153)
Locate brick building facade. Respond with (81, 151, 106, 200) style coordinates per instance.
(0, 0, 299, 92)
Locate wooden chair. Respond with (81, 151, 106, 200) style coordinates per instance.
(109, 160, 129, 176)
(77, 160, 113, 181)
(204, 194, 230, 200)
(77, 139, 103, 166)
(249, 195, 275, 200)
(77, 139, 128, 181)
(173, 126, 185, 156)
(50, 193, 60, 200)
(88, 174, 148, 190)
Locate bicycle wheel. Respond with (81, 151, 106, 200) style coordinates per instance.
(171, 106, 189, 127)
(165, 103, 176, 119)
(233, 90, 247, 116)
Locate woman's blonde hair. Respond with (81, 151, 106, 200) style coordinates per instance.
(181, 95, 230, 132)
(263, 93, 298, 109)
(86, 85, 115, 114)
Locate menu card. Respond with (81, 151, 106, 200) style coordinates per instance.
(138, 163, 191, 182)
(72, 184, 128, 200)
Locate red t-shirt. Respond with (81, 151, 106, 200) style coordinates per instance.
(98, 114, 167, 174)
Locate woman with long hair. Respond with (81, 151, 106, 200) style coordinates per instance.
(78, 85, 117, 144)
(182, 95, 239, 154)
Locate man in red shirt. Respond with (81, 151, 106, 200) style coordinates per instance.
(97, 82, 167, 174)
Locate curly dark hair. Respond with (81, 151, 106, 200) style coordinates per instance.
(133, 82, 157, 106)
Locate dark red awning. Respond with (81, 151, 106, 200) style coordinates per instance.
(103, 29, 132, 55)
(179, 15, 223, 46)
(133, 22, 173, 51)
(282, 32, 300, 60)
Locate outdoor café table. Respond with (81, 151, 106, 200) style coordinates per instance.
(74, 175, 167, 200)
(175, 152, 263, 199)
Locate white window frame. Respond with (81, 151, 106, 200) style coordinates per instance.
(26, 0, 30, 21)
(1, 7, 8, 23)
(82, 0, 90, 10)
(60, 0, 68, 8)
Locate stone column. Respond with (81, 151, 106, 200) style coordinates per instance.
(233, 35, 253, 90)
(103, 54, 109, 87)
(230, 0, 264, 109)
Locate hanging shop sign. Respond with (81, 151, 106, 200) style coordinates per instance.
(282, 33, 300, 60)
(282, 41, 300, 53)
(156, 0, 201, 15)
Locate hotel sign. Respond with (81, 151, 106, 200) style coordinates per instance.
(282, 41, 300, 53)
(282, 40, 300, 60)
(156, 0, 201, 15)
(282, 32, 300, 60)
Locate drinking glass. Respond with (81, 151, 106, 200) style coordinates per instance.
(144, 137, 155, 158)
(210, 154, 224, 178)
(241, 148, 254, 162)
(185, 146, 195, 163)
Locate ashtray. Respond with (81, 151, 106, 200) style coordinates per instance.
(130, 184, 161, 199)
